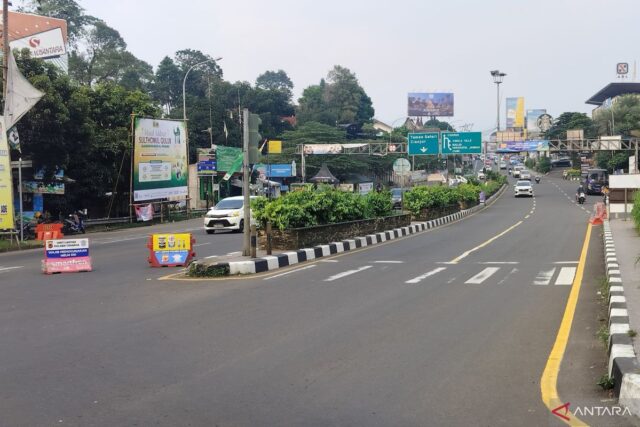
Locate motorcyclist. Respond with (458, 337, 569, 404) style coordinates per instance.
(576, 184, 585, 201)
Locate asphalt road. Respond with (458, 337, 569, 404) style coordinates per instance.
(1, 172, 634, 426)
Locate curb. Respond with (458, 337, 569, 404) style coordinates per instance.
(190, 184, 507, 276)
(603, 219, 640, 413)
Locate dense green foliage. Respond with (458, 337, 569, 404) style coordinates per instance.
(595, 151, 632, 173)
(543, 112, 598, 140)
(252, 189, 393, 230)
(632, 191, 640, 233)
(536, 157, 551, 173)
(593, 94, 640, 138)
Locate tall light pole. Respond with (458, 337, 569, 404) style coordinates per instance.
(181, 57, 222, 214)
(490, 70, 506, 132)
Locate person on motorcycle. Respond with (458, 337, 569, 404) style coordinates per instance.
(576, 184, 585, 201)
(72, 210, 85, 233)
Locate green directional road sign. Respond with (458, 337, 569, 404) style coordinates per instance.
(408, 132, 439, 155)
(441, 132, 482, 154)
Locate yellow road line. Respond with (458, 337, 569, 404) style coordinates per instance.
(448, 221, 523, 264)
(540, 223, 592, 426)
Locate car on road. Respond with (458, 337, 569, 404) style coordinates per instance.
(391, 188, 407, 209)
(584, 168, 609, 195)
(499, 161, 507, 170)
(204, 196, 257, 234)
(520, 170, 531, 180)
(512, 165, 524, 178)
(514, 180, 534, 197)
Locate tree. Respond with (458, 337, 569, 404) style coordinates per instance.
(543, 112, 598, 140)
(593, 94, 640, 137)
(153, 56, 182, 115)
(21, 0, 93, 46)
(256, 70, 293, 95)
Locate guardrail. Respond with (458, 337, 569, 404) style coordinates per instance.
(85, 209, 208, 228)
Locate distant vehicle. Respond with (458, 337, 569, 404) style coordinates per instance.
(514, 180, 534, 197)
(477, 171, 486, 180)
(391, 188, 407, 209)
(552, 158, 572, 167)
(500, 161, 507, 170)
(204, 196, 257, 234)
(520, 170, 532, 180)
(512, 165, 524, 178)
(584, 168, 609, 195)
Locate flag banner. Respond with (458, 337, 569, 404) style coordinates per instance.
(134, 204, 154, 221)
(8, 127, 20, 151)
(4, 53, 44, 129)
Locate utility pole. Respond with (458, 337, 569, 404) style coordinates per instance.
(242, 108, 251, 256)
(2, 0, 8, 99)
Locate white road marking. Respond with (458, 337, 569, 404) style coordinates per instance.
(555, 267, 576, 286)
(533, 268, 556, 285)
(405, 267, 447, 284)
(465, 267, 500, 284)
(498, 268, 519, 284)
(97, 236, 147, 244)
(0, 266, 23, 273)
(320, 259, 339, 263)
(226, 251, 242, 256)
(373, 260, 404, 264)
(324, 265, 372, 282)
(554, 261, 578, 264)
(264, 264, 316, 280)
(450, 221, 523, 264)
(194, 243, 211, 247)
(447, 277, 457, 284)
(204, 255, 218, 259)
(525, 214, 530, 219)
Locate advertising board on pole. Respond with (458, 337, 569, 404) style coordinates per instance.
(42, 238, 92, 274)
(148, 233, 195, 267)
(408, 93, 454, 117)
(133, 118, 188, 201)
(506, 97, 525, 129)
(0, 120, 15, 229)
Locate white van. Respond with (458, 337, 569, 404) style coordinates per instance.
(204, 196, 257, 234)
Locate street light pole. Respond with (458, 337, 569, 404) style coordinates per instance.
(181, 56, 222, 215)
(490, 70, 506, 133)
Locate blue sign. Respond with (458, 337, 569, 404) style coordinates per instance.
(497, 140, 550, 153)
(441, 132, 482, 154)
(46, 248, 89, 258)
(153, 250, 188, 265)
(197, 160, 216, 172)
(408, 133, 439, 155)
(254, 164, 293, 178)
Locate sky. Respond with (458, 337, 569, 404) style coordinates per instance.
(51, 0, 640, 132)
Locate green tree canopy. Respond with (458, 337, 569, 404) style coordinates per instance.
(542, 112, 598, 140)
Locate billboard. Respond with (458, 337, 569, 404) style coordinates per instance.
(133, 118, 188, 202)
(0, 122, 14, 229)
(506, 97, 525, 129)
(497, 140, 549, 153)
(408, 93, 454, 117)
(10, 28, 66, 59)
(526, 109, 546, 133)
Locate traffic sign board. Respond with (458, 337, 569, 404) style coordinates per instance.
(393, 158, 411, 175)
(408, 132, 439, 155)
(441, 132, 482, 154)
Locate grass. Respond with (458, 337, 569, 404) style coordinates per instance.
(0, 239, 43, 252)
(596, 324, 610, 347)
(629, 329, 638, 338)
(597, 374, 615, 390)
(598, 276, 610, 302)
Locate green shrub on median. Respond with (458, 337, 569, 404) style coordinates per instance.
(632, 191, 640, 233)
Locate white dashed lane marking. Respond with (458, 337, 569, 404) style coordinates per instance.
(324, 265, 372, 282)
(534, 268, 556, 286)
(554, 267, 577, 286)
(405, 267, 447, 284)
(465, 267, 500, 284)
(0, 266, 23, 273)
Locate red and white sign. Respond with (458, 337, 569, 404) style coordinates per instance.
(42, 238, 92, 274)
(11, 28, 66, 59)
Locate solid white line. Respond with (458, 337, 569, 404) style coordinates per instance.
(533, 268, 556, 286)
(194, 243, 211, 247)
(525, 215, 531, 219)
(324, 265, 372, 282)
(465, 267, 500, 284)
(555, 267, 576, 286)
(553, 261, 578, 264)
(264, 264, 316, 280)
(405, 267, 446, 284)
(373, 260, 404, 264)
(226, 251, 241, 256)
(320, 259, 338, 263)
(0, 266, 23, 272)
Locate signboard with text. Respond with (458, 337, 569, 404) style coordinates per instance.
(441, 132, 482, 154)
(148, 233, 194, 267)
(408, 132, 439, 155)
(43, 238, 92, 274)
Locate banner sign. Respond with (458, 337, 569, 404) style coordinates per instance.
(358, 182, 373, 195)
(0, 120, 15, 229)
(197, 160, 216, 174)
(133, 118, 188, 202)
(134, 204, 154, 221)
(526, 109, 546, 133)
(10, 27, 66, 59)
(254, 164, 293, 178)
(408, 93, 454, 117)
(215, 146, 242, 171)
(22, 180, 65, 194)
(497, 140, 550, 152)
(302, 144, 367, 155)
(149, 233, 193, 266)
(43, 238, 92, 274)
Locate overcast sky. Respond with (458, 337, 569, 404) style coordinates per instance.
(76, 0, 638, 132)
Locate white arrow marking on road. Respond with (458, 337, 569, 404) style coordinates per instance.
(555, 267, 576, 286)
(533, 268, 556, 285)
(465, 267, 500, 284)
(405, 267, 446, 284)
(324, 265, 372, 282)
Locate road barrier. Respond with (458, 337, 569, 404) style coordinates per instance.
(42, 238, 92, 274)
(147, 233, 195, 267)
(35, 223, 64, 240)
(589, 202, 608, 225)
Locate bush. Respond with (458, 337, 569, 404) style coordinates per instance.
(525, 158, 536, 169)
(252, 188, 394, 230)
(632, 191, 640, 233)
(456, 184, 481, 204)
(536, 157, 551, 174)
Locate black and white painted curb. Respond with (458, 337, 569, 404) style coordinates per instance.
(193, 185, 506, 276)
(603, 219, 640, 413)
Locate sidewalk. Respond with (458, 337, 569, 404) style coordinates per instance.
(610, 219, 640, 355)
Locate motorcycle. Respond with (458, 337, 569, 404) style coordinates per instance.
(535, 176, 540, 184)
(577, 192, 586, 205)
(62, 215, 85, 234)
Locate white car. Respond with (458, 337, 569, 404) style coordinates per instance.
(204, 196, 257, 234)
(514, 180, 534, 197)
(512, 166, 524, 178)
(520, 170, 531, 180)
(499, 161, 507, 170)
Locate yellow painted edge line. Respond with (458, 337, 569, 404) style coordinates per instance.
(159, 185, 510, 282)
(540, 223, 592, 427)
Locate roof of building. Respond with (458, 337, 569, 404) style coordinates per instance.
(586, 82, 640, 105)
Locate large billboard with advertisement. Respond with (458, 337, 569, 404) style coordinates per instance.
(497, 140, 549, 153)
(506, 97, 525, 129)
(133, 118, 188, 201)
(408, 93, 454, 117)
(10, 27, 66, 59)
(526, 109, 546, 133)
(0, 122, 14, 229)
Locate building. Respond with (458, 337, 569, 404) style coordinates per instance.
(586, 82, 640, 118)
